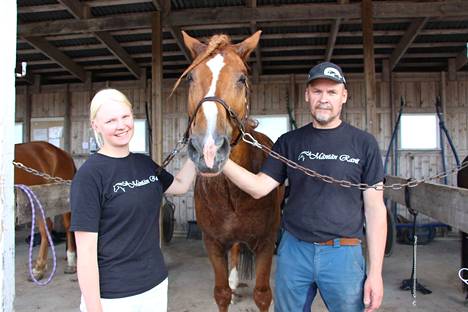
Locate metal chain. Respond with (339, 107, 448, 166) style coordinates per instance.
(240, 132, 468, 191)
(12, 161, 71, 185)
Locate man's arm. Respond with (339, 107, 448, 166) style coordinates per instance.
(223, 159, 280, 199)
(362, 183, 387, 312)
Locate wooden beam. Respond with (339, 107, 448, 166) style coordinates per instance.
(18, 2, 468, 37)
(325, 19, 341, 62)
(151, 12, 163, 165)
(246, 0, 261, 80)
(23, 36, 86, 81)
(15, 184, 71, 225)
(325, 0, 348, 62)
(361, 0, 377, 135)
(448, 58, 457, 80)
(94, 32, 141, 79)
(455, 46, 468, 70)
(57, 0, 89, 19)
(389, 17, 429, 71)
(384, 176, 468, 233)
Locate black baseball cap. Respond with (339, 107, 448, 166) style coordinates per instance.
(307, 62, 346, 87)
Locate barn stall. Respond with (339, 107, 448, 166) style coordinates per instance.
(8, 0, 468, 311)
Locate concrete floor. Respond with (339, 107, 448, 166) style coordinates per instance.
(14, 229, 468, 312)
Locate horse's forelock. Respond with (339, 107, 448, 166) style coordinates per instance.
(171, 34, 234, 97)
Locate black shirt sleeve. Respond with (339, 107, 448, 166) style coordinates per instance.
(362, 134, 385, 186)
(155, 165, 174, 192)
(260, 135, 288, 184)
(70, 164, 102, 233)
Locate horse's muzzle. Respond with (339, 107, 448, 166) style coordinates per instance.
(188, 134, 230, 174)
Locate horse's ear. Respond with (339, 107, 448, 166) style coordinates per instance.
(182, 31, 206, 59)
(234, 30, 262, 61)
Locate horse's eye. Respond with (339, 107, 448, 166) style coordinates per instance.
(237, 74, 247, 86)
(186, 72, 193, 82)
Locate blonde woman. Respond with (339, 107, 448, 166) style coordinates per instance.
(70, 88, 196, 312)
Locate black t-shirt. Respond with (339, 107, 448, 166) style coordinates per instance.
(261, 122, 384, 243)
(70, 153, 174, 299)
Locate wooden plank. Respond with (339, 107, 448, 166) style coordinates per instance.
(384, 175, 468, 233)
(15, 184, 71, 225)
(151, 12, 163, 164)
(57, 0, 89, 19)
(1, 1, 17, 308)
(455, 46, 468, 70)
(389, 18, 429, 71)
(23, 36, 86, 81)
(17, 2, 468, 37)
(362, 0, 377, 135)
(94, 31, 141, 79)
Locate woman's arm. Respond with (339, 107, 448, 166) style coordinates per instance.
(75, 231, 102, 312)
(165, 159, 197, 195)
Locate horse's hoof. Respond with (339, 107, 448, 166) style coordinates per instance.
(64, 265, 77, 274)
(27, 270, 44, 282)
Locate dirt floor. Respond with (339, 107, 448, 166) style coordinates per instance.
(14, 228, 468, 312)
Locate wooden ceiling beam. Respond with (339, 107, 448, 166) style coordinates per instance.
(19, 2, 468, 37)
(58, 0, 141, 79)
(325, 0, 348, 62)
(94, 32, 141, 78)
(23, 36, 86, 81)
(389, 17, 429, 71)
(57, 0, 90, 19)
(455, 46, 468, 70)
(247, 0, 262, 78)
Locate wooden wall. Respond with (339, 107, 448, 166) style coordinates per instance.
(15, 72, 468, 235)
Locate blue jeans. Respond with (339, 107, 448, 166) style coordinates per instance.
(274, 231, 365, 312)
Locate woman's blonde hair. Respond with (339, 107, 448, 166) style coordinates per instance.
(90, 88, 133, 148)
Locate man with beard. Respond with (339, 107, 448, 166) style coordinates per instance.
(222, 62, 387, 312)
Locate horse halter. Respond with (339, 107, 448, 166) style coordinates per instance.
(183, 96, 249, 147)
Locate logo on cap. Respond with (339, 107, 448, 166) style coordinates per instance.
(324, 67, 345, 83)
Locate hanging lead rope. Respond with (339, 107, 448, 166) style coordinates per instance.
(15, 184, 57, 286)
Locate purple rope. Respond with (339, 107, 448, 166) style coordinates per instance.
(15, 184, 57, 286)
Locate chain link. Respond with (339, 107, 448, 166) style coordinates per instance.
(13, 161, 71, 185)
(241, 129, 468, 191)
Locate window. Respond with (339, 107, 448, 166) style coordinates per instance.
(129, 119, 148, 154)
(252, 115, 290, 143)
(15, 122, 23, 144)
(30, 117, 64, 148)
(399, 114, 439, 150)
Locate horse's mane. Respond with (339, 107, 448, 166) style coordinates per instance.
(171, 34, 233, 96)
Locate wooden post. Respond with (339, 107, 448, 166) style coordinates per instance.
(361, 0, 377, 135)
(0, 1, 17, 310)
(151, 12, 163, 165)
(63, 84, 71, 152)
(24, 85, 31, 142)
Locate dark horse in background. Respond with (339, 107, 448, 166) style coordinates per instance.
(173, 31, 283, 311)
(15, 141, 77, 280)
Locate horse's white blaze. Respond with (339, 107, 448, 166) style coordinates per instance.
(202, 54, 225, 168)
(229, 267, 239, 290)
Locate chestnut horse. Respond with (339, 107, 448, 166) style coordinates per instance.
(175, 31, 282, 311)
(15, 141, 77, 280)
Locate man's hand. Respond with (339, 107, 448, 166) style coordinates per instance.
(363, 273, 383, 312)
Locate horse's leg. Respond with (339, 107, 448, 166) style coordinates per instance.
(253, 241, 275, 312)
(62, 212, 77, 274)
(229, 243, 240, 303)
(204, 236, 231, 312)
(30, 217, 53, 281)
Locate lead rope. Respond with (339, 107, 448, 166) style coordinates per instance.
(15, 184, 57, 286)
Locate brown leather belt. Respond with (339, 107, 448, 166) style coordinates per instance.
(319, 238, 361, 246)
